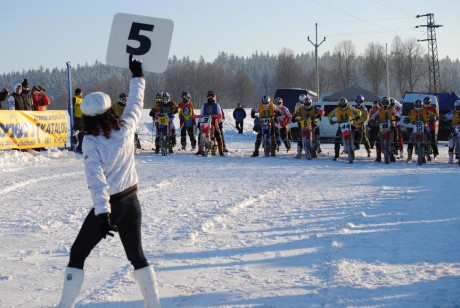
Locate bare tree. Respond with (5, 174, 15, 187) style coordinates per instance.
(274, 48, 302, 88)
(333, 40, 356, 89)
(231, 69, 259, 106)
(405, 38, 426, 92)
(363, 42, 386, 94)
(391, 36, 426, 96)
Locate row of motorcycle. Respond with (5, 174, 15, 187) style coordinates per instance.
(153, 112, 460, 164)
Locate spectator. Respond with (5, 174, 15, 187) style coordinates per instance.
(72, 88, 84, 153)
(8, 83, 24, 110)
(0, 88, 9, 109)
(21, 79, 33, 110)
(233, 103, 247, 134)
(31, 85, 50, 111)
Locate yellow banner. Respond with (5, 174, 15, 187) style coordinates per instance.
(0, 110, 68, 150)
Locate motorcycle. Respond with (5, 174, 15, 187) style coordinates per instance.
(299, 117, 315, 160)
(260, 117, 275, 157)
(448, 125, 460, 165)
(378, 120, 394, 164)
(411, 121, 430, 165)
(198, 115, 219, 157)
(338, 120, 355, 163)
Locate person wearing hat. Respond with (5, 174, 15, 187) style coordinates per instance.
(0, 88, 9, 109)
(7, 83, 24, 110)
(114, 92, 128, 116)
(56, 55, 161, 308)
(31, 85, 50, 111)
(115, 92, 142, 150)
(72, 88, 84, 153)
(20, 78, 33, 110)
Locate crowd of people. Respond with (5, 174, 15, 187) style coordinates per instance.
(0, 78, 50, 111)
(246, 93, 460, 164)
(2, 80, 460, 164)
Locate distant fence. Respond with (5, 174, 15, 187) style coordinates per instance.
(0, 110, 68, 150)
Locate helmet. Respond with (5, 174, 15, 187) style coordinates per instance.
(304, 96, 313, 109)
(390, 98, 395, 106)
(161, 92, 170, 104)
(381, 96, 390, 109)
(414, 99, 423, 111)
(207, 90, 216, 102)
(299, 94, 308, 103)
(181, 91, 191, 101)
(338, 97, 348, 110)
(454, 100, 460, 112)
(261, 95, 271, 105)
(274, 97, 283, 105)
(423, 96, 432, 107)
(155, 91, 163, 102)
(355, 95, 364, 105)
(119, 92, 128, 101)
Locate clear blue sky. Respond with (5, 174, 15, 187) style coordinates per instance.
(1, 0, 458, 74)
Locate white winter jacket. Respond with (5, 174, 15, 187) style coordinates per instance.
(82, 77, 145, 215)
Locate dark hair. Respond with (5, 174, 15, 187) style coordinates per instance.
(82, 107, 121, 139)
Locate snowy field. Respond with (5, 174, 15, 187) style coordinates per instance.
(0, 110, 459, 308)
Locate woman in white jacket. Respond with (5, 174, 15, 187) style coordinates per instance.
(57, 55, 161, 308)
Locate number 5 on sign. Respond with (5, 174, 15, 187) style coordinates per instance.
(106, 13, 174, 73)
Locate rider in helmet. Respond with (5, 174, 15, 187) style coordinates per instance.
(403, 99, 431, 163)
(114, 92, 128, 117)
(327, 97, 361, 161)
(178, 91, 197, 151)
(273, 97, 292, 153)
(149, 91, 178, 154)
(291, 95, 324, 158)
(390, 98, 404, 158)
(196, 90, 225, 156)
(368, 100, 381, 149)
(250, 95, 280, 157)
(353, 95, 371, 157)
(422, 96, 440, 158)
(369, 96, 399, 163)
(445, 100, 460, 164)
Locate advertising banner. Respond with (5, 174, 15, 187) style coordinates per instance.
(0, 111, 68, 150)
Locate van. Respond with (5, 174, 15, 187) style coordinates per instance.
(400, 92, 439, 141)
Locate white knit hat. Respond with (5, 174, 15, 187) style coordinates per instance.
(80, 92, 112, 116)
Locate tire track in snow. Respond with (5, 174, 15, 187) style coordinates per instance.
(0, 171, 83, 195)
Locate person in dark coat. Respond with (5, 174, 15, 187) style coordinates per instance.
(233, 103, 247, 134)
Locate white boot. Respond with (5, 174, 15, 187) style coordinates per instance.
(57, 267, 84, 308)
(134, 266, 161, 308)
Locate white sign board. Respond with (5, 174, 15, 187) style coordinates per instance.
(106, 13, 174, 73)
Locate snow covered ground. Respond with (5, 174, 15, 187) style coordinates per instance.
(1, 110, 459, 308)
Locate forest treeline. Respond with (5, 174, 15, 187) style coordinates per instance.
(1, 36, 459, 110)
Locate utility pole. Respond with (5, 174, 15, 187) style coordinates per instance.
(308, 23, 326, 101)
(416, 13, 442, 92)
(386, 43, 390, 99)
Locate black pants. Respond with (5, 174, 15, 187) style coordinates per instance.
(68, 193, 148, 270)
(235, 121, 243, 134)
(180, 125, 197, 148)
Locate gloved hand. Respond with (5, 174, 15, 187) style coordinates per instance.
(403, 117, 410, 124)
(395, 116, 401, 122)
(97, 212, 118, 239)
(330, 120, 337, 125)
(129, 54, 144, 78)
